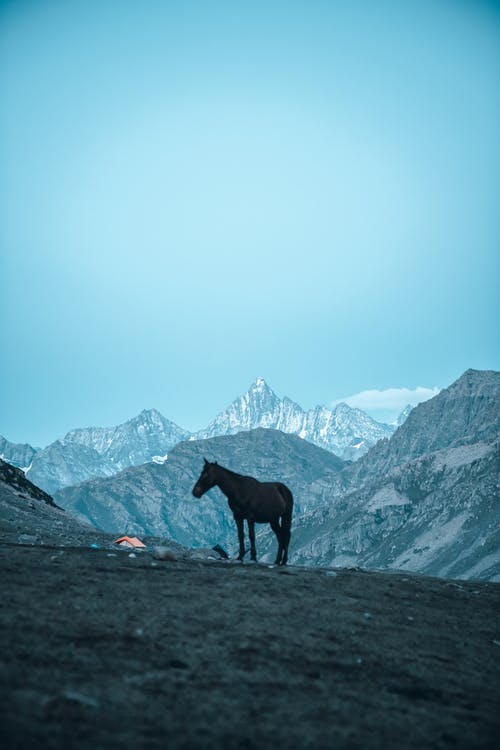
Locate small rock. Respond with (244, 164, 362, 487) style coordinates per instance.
(18, 534, 40, 545)
(212, 544, 229, 559)
(325, 571, 337, 577)
(128, 553, 137, 558)
(153, 546, 177, 562)
(363, 612, 373, 619)
(107, 553, 117, 558)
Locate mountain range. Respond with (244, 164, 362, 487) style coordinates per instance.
(24, 409, 190, 495)
(1, 378, 398, 494)
(2, 369, 498, 581)
(52, 369, 500, 580)
(194, 377, 394, 459)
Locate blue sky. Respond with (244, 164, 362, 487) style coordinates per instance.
(1, 0, 499, 447)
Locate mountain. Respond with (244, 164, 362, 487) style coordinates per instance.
(0, 458, 111, 547)
(348, 368, 500, 488)
(195, 377, 393, 460)
(54, 429, 348, 552)
(271, 369, 500, 580)
(10, 379, 393, 494)
(26, 409, 190, 494)
(62, 408, 188, 467)
(0, 435, 38, 471)
(286, 438, 499, 580)
(26, 440, 116, 496)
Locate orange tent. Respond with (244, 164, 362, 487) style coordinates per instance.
(113, 536, 146, 549)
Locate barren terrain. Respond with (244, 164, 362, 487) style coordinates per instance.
(1, 544, 499, 749)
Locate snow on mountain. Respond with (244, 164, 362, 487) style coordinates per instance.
(26, 410, 190, 494)
(392, 404, 413, 428)
(195, 377, 393, 460)
(0, 435, 38, 472)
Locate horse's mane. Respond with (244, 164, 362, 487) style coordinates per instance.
(215, 464, 259, 484)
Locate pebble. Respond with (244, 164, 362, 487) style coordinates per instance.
(325, 571, 338, 577)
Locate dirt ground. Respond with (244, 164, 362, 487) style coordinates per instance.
(1, 544, 499, 750)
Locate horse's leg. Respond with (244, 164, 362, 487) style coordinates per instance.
(247, 519, 257, 561)
(235, 515, 245, 561)
(270, 519, 283, 565)
(280, 511, 292, 566)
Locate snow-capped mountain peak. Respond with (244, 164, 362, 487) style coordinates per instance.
(195, 379, 392, 459)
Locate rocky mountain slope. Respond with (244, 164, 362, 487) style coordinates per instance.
(348, 368, 500, 487)
(285, 438, 499, 580)
(55, 429, 347, 552)
(0, 458, 111, 548)
(195, 377, 393, 459)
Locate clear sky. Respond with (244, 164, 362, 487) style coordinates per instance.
(1, 0, 499, 447)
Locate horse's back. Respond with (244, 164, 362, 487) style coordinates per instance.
(271, 482, 293, 512)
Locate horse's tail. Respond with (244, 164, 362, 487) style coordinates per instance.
(276, 483, 293, 564)
(276, 483, 293, 536)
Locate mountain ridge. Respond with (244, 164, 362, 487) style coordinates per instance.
(5, 378, 403, 493)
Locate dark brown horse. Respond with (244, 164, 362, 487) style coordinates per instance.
(192, 459, 293, 565)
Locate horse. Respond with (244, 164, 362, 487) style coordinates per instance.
(192, 459, 293, 565)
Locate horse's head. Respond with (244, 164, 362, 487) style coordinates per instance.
(192, 458, 218, 498)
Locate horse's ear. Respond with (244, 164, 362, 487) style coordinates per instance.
(214, 461, 218, 465)
(203, 457, 208, 465)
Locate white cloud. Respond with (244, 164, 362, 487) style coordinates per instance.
(334, 386, 441, 419)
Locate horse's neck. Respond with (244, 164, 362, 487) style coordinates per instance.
(214, 466, 241, 498)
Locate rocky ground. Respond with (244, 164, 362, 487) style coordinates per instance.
(1, 544, 499, 750)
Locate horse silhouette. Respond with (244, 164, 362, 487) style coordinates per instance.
(192, 459, 293, 565)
